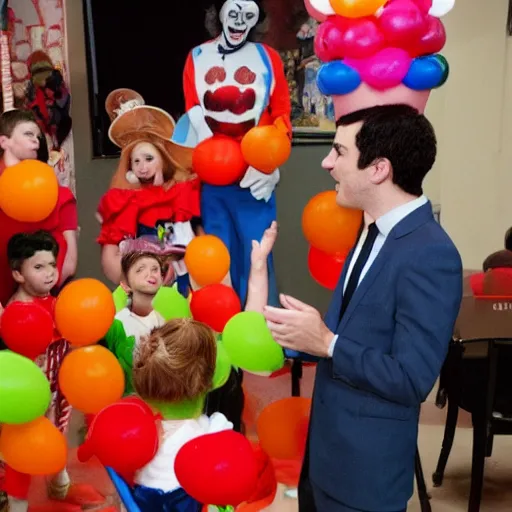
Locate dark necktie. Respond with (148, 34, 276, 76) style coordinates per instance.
(339, 222, 379, 321)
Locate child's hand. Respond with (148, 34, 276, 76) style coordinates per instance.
(251, 221, 278, 270)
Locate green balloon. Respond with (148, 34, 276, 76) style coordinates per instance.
(152, 285, 192, 320)
(212, 339, 232, 390)
(113, 286, 128, 312)
(434, 54, 449, 88)
(0, 351, 51, 424)
(222, 312, 284, 373)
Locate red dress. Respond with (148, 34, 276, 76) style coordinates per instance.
(0, 160, 78, 306)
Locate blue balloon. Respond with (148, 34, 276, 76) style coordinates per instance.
(317, 61, 362, 96)
(403, 55, 445, 91)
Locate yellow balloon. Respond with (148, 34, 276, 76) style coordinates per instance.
(329, 0, 388, 18)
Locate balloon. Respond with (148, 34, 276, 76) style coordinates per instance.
(58, 345, 125, 414)
(428, 0, 455, 17)
(433, 53, 449, 87)
(212, 340, 232, 389)
(302, 191, 362, 254)
(402, 55, 445, 90)
(314, 18, 345, 62)
(337, 17, 385, 59)
(408, 15, 446, 56)
(257, 397, 311, 460)
(469, 272, 484, 296)
(317, 61, 362, 96)
(0, 351, 51, 424)
(78, 397, 159, 474)
(308, 246, 347, 290)
(345, 47, 412, 90)
(412, 0, 433, 12)
(190, 284, 241, 333)
(193, 136, 248, 186)
(329, 0, 387, 18)
(55, 278, 115, 347)
(112, 285, 128, 312)
(0, 417, 67, 475)
(0, 302, 54, 359)
(305, 0, 335, 22)
(222, 312, 284, 373)
(152, 285, 192, 320)
(0, 160, 58, 222)
(377, 0, 427, 48)
(184, 235, 230, 287)
(175, 430, 258, 507)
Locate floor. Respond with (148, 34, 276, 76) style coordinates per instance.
(26, 364, 512, 511)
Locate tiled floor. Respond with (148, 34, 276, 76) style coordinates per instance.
(29, 365, 512, 511)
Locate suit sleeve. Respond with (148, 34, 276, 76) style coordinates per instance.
(332, 244, 463, 407)
(265, 45, 292, 134)
(183, 51, 200, 111)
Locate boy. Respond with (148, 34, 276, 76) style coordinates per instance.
(0, 109, 78, 307)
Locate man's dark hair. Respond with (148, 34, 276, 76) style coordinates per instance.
(336, 104, 437, 196)
(7, 230, 58, 271)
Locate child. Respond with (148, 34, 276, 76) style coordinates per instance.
(0, 109, 78, 307)
(0, 231, 72, 511)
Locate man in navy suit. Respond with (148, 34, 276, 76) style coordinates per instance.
(264, 104, 463, 511)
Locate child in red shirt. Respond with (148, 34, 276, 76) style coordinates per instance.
(0, 109, 78, 308)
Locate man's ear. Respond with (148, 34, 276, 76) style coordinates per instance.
(12, 270, 24, 285)
(369, 158, 391, 185)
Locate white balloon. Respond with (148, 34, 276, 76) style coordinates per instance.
(429, 0, 455, 17)
(309, 0, 336, 16)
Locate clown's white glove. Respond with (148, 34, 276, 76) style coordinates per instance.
(171, 221, 195, 247)
(187, 106, 213, 144)
(239, 167, 280, 202)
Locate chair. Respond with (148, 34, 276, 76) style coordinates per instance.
(432, 295, 512, 512)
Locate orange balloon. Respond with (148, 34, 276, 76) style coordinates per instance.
(55, 278, 115, 346)
(256, 397, 311, 460)
(241, 126, 291, 174)
(184, 235, 231, 287)
(0, 417, 67, 475)
(329, 0, 387, 18)
(58, 345, 125, 414)
(302, 190, 362, 254)
(0, 159, 58, 222)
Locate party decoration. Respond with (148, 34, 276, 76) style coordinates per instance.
(308, 246, 347, 290)
(212, 340, 233, 390)
(402, 54, 446, 90)
(222, 311, 284, 373)
(305, 0, 335, 21)
(78, 396, 159, 475)
(0, 416, 67, 475)
(152, 284, 192, 320)
(241, 125, 291, 174)
(184, 235, 231, 287)
(377, 0, 427, 48)
(329, 0, 388, 18)
(317, 61, 362, 95)
(0, 302, 54, 360)
(193, 136, 248, 186)
(428, 0, 454, 18)
(175, 430, 259, 507)
(302, 190, 362, 255)
(257, 397, 311, 460)
(55, 278, 115, 346)
(408, 15, 446, 56)
(0, 351, 51, 424)
(0, 160, 58, 222)
(58, 345, 125, 414)
(190, 284, 242, 333)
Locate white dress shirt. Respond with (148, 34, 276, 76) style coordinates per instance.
(328, 195, 428, 357)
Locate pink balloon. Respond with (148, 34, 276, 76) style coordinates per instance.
(345, 47, 412, 90)
(411, 0, 433, 12)
(314, 17, 345, 62)
(336, 17, 385, 59)
(378, 0, 427, 49)
(409, 15, 446, 56)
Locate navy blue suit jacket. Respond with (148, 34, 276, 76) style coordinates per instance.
(307, 201, 463, 511)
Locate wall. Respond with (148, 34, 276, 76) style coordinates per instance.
(65, 0, 511, 311)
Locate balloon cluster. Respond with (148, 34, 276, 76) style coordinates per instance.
(306, 0, 454, 97)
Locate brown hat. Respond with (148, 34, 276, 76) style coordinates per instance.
(105, 89, 193, 187)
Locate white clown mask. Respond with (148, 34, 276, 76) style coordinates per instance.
(219, 0, 260, 49)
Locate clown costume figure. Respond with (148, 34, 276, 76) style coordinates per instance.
(96, 89, 201, 296)
(172, 0, 291, 307)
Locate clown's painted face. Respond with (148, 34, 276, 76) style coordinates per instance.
(220, 0, 259, 48)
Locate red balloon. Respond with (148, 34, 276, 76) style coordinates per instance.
(308, 246, 347, 290)
(314, 17, 345, 62)
(378, 0, 427, 49)
(190, 284, 242, 333)
(409, 15, 446, 56)
(0, 302, 54, 359)
(77, 398, 158, 474)
(192, 136, 248, 186)
(411, 0, 432, 13)
(175, 430, 258, 507)
(337, 17, 385, 59)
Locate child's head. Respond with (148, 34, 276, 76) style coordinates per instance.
(0, 109, 40, 163)
(133, 318, 217, 403)
(120, 251, 164, 298)
(8, 231, 59, 296)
